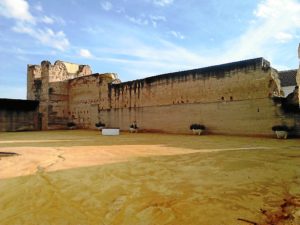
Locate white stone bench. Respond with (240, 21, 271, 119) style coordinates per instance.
(102, 128, 120, 136)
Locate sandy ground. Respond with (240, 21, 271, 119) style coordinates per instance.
(0, 131, 300, 225)
(0, 145, 199, 179)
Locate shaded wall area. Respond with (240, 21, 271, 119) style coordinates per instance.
(68, 73, 117, 129)
(0, 99, 40, 131)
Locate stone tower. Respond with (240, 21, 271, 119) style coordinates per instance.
(27, 60, 93, 130)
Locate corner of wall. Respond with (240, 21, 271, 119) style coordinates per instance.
(297, 71, 300, 108)
(270, 68, 284, 97)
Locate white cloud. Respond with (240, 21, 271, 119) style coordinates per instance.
(12, 23, 70, 51)
(38, 29, 69, 51)
(52, 16, 66, 26)
(91, 38, 208, 78)
(149, 15, 166, 27)
(0, 0, 35, 23)
(116, 8, 125, 14)
(149, 15, 166, 21)
(152, 0, 174, 7)
(79, 49, 93, 58)
(12, 22, 30, 33)
(0, 0, 70, 51)
(39, 15, 65, 25)
(82, 26, 104, 34)
(101, 1, 112, 11)
(91, 0, 300, 79)
(126, 15, 148, 26)
(125, 14, 165, 27)
(34, 2, 43, 12)
(275, 32, 294, 43)
(169, 31, 185, 40)
(41, 16, 54, 24)
(254, 0, 295, 19)
(220, 0, 300, 62)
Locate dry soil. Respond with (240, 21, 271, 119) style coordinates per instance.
(0, 130, 299, 225)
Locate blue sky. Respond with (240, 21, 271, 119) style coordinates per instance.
(0, 0, 300, 99)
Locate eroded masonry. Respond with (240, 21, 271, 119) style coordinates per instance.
(25, 55, 300, 136)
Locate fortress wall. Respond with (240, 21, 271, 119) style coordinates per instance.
(27, 65, 41, 100)
(0, 110, 39, 132)
(77, 65, 93, 78)
(107, 58, 278, 110)
(0, 99, 40, 132)
(69, 75, 100, 128)
(47, 61, 92, 83)
(99, 58, 288, 135)
(26, 57, 295, 135)
(39, 61, 50, 130)
(47, 81, 69, 129)
(297, 65, 300, 108)
(49, 61, 73, 82)
(100, 98, 286, 135)
(68, 73, 118, 129)
(46, 62, 70, 129)
(27, 61, 94, 130)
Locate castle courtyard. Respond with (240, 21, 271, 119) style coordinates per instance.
(0, 131, 299, 225)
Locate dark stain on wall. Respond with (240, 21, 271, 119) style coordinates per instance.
(109, 58, 269, 95)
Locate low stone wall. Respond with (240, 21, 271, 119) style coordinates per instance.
(0, 99, 40, 132)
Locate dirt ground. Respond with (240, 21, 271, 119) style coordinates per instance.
(0, 130, 299, 225)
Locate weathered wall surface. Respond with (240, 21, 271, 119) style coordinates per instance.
(27, 60, 93, 130)
(68, 73, 117, 128)
(27, 57, 299, 136)
(107, 58, 279, 109)
(98, 58, 288, 136)
(0, 99, 40, 131)
(297, 44, 300, 107)
(27, 65, 41, 101)
(100, 98, 287, 135)
(47, 80, 69, 129)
